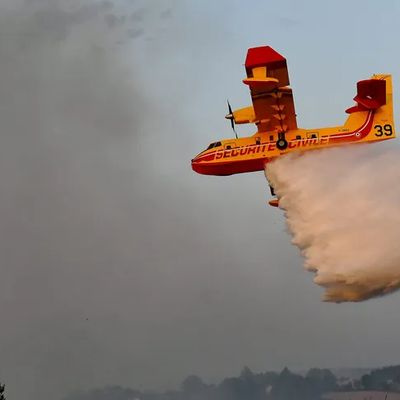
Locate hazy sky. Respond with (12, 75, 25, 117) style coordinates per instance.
(1, 1, 400, 399)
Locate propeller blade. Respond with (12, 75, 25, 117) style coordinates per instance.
(230, 116, 235, 131)
(226, 100, 238, 139)
(227, 100, 233, 115)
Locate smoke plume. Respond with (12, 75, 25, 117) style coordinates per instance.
(0, 1, 152, 399)
(266, 143, 400, 302)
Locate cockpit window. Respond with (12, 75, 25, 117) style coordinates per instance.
(207, 141, 222, 150)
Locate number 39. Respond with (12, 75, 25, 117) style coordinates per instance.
(374, 124, 393, 136)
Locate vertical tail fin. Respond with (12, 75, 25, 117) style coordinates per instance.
(343, 74, 395, 142)
(372, 74, 395, 140)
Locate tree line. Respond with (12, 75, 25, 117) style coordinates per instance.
(63, 366, 338, 400)
(2, 364, 400, 400)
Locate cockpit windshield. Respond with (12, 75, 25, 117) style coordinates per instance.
(206, 141, 222, 150)
(194, 141, 223, 160)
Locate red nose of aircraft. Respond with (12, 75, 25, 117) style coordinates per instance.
(191, 156, 205, 175)
(191, 153, 218, 175)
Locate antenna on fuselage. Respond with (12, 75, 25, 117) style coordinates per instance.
(226, 100, 239, 139)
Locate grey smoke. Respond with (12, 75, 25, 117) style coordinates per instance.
(0, 1, 148, 398)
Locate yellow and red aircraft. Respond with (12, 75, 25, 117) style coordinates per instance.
(191, 46, 395, 206)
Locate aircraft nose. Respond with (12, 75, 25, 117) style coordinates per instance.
(191, 157, 201, 173)
(191, 153, 201, 163)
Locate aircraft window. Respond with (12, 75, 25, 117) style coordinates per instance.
(255, 138, 261, 145)
(296, 135, 301, 140)
(311, 134, 317, 139)
(226, 145, 232, 150)
(206, 142, 222, 150)
(269, 135, 274, 141)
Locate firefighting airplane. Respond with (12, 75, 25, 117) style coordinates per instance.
(191, 46, 395, 207)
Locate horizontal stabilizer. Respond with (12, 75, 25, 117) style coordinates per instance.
(346, 79, 386, 114)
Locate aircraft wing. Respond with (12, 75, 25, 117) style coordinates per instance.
(243, 46, 297, 134)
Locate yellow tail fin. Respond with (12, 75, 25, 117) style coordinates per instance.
(371, 74, 396, 140)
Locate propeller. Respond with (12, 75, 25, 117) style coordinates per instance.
(225, 100, 238, 139)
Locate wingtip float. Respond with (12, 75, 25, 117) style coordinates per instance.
(191, 45, 396, 206)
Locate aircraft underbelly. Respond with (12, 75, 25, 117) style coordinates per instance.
(192, 157, 269, 176)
